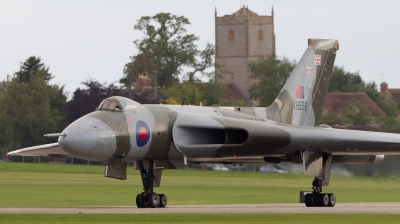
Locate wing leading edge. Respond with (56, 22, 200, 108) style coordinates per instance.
(7, 143, 70, 160)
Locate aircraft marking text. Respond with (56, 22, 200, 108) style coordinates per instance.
(293, 101, 307, 111)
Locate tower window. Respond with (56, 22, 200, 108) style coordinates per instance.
(228, 29, 235, 42)
(258, 29, 263, 41)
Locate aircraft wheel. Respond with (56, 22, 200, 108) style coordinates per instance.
(320, 193, 329, 207)
(148, 192, 160, 208)
(328, 193, 336, 207)
(305, 194, 312, 207)
(311, 194, 318, 207)
(137, 193, 147, 208)
(159, 194, 167, 208)
(135, 194, 141, 208)
(305, 193, 317, 207)
(315, 194, 321, 206)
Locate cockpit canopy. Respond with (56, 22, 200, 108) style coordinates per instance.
(97, 96, 141, 112)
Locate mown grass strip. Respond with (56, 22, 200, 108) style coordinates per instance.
(0, 162, 105, 174)
(0, 214, 399, 224)
(2, 163, 400, 207)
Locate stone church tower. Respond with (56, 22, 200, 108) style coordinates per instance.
(215, 6, 275, 104)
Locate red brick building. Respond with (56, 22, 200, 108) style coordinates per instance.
(323, 92, 386, 116)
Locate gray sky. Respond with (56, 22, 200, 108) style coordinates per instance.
(1, 0, 400, 97)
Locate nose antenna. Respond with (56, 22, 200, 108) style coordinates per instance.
(44, 133, 66, 137)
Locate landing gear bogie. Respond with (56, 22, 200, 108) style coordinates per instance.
(304, 177, 336, 207)
(135, 160, 167, 209)
(136, 191, 167, 208)
(304, 193, 335, 207)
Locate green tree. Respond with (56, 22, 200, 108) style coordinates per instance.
(185, 43, 215, 83)
(321, 101, 372, 126)
(217, 99, 247, 107)
(341, 101, 372, 125)
(0, 74, 66, 149)
(320, 111, 352, 126)
(196, 79, 228, 106)
(328, 66, 398, 117)
(0, 57, 66, 149)
(121, 13, 214, 88)
(15, 56, 53, 84)
(161, 81, 202, 105)
(378, 116, 400, 133)
(0, 80, 9, 147)
(364, 82, 398, 117)
(328, 66, 366, 92)
(249, 54, 296, 106)
(161, 79, 236, 106)
(64, 79, 134, 128)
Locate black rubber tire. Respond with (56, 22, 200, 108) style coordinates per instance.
(311, 194, 318, 207)
(320, 193, 329, 207)
(138, 193, 146, 208)
(136, 194, 141, 208)
(305, 194, 311, 207)
(159, 194, 167, 208)
(148, 192, 160, 208)
(328, 193, 336, 207)
(315, 194, 321, 207)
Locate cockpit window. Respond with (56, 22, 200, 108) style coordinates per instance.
(108, 101, 117, 109)
(100, 101, 110, 109)
(98, 100, 122, 111)
(119, 100, 126, 109)
(97, 97, 141, 112)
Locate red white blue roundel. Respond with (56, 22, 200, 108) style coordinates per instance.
(136, 120, 150, 147)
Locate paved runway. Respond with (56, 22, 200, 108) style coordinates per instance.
(1, 203, 400, 214)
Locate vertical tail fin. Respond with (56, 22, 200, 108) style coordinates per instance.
(266, 39, 339, 127)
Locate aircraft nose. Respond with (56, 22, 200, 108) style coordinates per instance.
(58, 115, 116, 161)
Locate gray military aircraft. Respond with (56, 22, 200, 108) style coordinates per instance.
(8, 39, 400, 208)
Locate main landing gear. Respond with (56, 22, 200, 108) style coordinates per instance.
(305, 177, 336, 207)
(135, 160, 167, 208)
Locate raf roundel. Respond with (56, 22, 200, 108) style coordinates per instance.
(136, 120, 150, 147)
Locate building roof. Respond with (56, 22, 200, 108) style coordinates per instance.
(324, 92, 386, 116)
(223, 83, 248, 103)
(380, 82, 400, 101)
(233, 7, 258, 17)
(134, 86, 166, 104)
(387, 89, 400, 101)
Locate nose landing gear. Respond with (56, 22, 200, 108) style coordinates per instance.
(304, 177, 336, 207)
(135, 160, 167, 208)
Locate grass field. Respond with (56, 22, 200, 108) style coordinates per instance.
(1, 162, 400, 207)
(1, 214, 400, 224)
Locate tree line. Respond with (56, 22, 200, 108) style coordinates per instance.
(320, 66, 400, 132)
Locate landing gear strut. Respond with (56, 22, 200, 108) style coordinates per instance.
(304, 177, 336, 207)
(135, 160, 167, 208)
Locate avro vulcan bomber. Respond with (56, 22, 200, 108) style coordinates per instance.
(9, 39, 398, 208)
